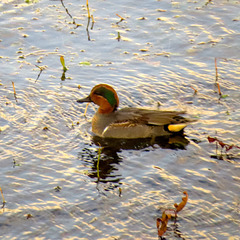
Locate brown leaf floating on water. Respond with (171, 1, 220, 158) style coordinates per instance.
(156, 191, 189, 237)
(174, 191, 188, 213)
(156, 214, 169, 237)
(157, 209, 177, 236)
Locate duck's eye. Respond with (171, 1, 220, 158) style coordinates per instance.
(94, 89, 103, 96)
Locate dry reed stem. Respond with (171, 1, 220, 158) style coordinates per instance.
(217, 82, 222, 96)
(60, 0, 75, 24)
(215, 57, 218, 82)
(86, 0, 90, 18)
(91, 15, 95, 23)
(12, 81, 17, 102)
(84, 103, 90, 116)
(0, 187, 6, 208)
(190, 86, 198, 94)
(116, 14, 125, 20)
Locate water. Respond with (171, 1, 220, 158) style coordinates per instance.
(0, 0, 240, 239)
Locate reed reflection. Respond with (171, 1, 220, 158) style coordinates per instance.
(78, 135, 190, 190)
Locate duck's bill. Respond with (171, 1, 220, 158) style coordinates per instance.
(77, 95, 92, 103)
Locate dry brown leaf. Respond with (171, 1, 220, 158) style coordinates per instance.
(156, 216, 168, 237)
(174, 191, 188, 213)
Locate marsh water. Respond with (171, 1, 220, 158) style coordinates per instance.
(0, 0, 240, 239)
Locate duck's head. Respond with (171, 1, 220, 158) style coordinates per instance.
(77, 84, 119, 114)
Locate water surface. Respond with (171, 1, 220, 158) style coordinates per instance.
(0, 0, 240, 239)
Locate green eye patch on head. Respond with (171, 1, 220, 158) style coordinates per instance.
(94, 86, 118, 108)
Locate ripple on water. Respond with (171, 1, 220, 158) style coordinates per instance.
(0, 0, 240, 239)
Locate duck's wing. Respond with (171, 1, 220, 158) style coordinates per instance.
(102, 108, 194, 138)
(115, 108, 191, 126)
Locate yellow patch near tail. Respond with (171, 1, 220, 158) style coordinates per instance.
(168, 123, 187, 132)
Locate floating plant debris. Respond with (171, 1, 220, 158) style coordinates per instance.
(12, 81, 17, 102)
(156, 191, 188, 237)
(0, 187, 6, 208)
(208, 136, 240, 160)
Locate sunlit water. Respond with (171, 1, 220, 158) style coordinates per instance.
(0, 0, 240, 239)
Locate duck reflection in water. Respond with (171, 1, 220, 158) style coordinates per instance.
(79, 134, 190, 191)
(78, 143, 123, 191)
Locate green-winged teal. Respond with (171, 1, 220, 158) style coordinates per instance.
(77, 84, 194, 139)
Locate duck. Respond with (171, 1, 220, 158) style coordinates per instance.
(77, 84, 194, 139)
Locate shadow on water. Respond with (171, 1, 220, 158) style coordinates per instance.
(92, 134, 190, 151)
(78, 135, 190, 190)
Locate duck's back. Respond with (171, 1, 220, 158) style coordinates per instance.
(92, 108, 192, 139)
